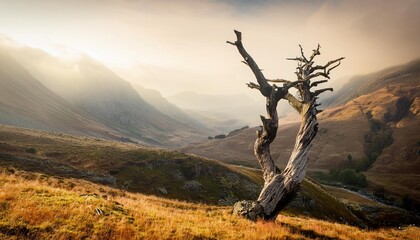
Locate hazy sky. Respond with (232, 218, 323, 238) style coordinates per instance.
(0, 0, 419, 97)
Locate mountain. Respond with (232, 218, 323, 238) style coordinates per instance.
(325, 59, 420, 173)
(328, 60, 420, 107)
(0, 49, 119, 140)
(181, 59, 420, 170)
(130, 83, 212, 133)
(4, 46, 205, 146)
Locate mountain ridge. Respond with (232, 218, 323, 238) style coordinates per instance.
(0, 49, 121, 140)
(2, 45, 206, 146)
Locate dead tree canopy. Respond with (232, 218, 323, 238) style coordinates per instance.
(228, 30, 344, 220)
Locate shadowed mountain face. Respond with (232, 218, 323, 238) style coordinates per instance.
(4, 46, 207, 146)
(0, 50, 119, 140)
(180, 59, 420, 174)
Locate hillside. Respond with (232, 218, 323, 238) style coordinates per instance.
(181, 59, 420, 169)
(0, 50, 119, 140)
(327, 59, 420, 107)
(0, 125, 418, 238)
(3, 45, 206, 146)
(179, 59, 420, 211)
(0, 125, 365, 224)
(0, 125, 416, 227)
(179, 113, 369, 171)
(1, 171, 419, 240)
(0, 125, 260, 204)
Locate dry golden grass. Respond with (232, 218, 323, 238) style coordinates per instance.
(0, 170, 418, 240)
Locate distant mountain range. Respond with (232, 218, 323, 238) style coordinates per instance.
(1, 41, 283, 146)
(0, 44, 211, 146)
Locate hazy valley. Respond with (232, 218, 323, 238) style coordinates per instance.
(0, 46, 419, 238)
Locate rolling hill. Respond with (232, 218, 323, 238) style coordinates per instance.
(0, 125, 360, 222)
(0, 125, 417, 231)
(0, 125, 418, 239)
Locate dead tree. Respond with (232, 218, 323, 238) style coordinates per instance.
(227, 30, 344, 220)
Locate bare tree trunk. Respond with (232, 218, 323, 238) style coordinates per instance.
(228, 30, 344, 220)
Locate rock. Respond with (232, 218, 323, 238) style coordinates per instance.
(232, 200, 264, 221)
(182, 180, 202, 191)
(157, 187, 168, 195)
(171, 169, 184, 181)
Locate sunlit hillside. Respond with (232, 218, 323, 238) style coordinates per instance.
(1, 169, 419, 240)
(178, 59, 420, 214)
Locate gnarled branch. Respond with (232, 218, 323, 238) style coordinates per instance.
(227, 30, 271, 97)
(266, 78, 292, 83)
(310, 57, 345, 74)
(313, 88, 333, 97)
(246, 82, 260, 90)
(308, 44, 321, 63)
(310, 80, 328, 88)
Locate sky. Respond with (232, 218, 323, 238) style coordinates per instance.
(0, 0, 419, 97)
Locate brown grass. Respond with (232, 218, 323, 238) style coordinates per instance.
(0, 170, 418, 240)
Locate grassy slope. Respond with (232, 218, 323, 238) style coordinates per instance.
(0, 125, 260, 205)
(1, 124, 417, 228)
(1, 171, 418, 240)
(0, 125, 365, 225)
(179, 114, 369, 170)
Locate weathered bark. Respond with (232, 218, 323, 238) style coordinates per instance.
(228, 30, 344, 220)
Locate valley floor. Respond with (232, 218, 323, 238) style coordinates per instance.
(0, 169, 418, 240)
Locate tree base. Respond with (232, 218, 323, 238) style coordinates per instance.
(232, 200, 264, 221)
